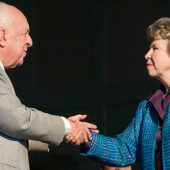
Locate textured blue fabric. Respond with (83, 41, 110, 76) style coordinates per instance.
(80, 100, 170, 169)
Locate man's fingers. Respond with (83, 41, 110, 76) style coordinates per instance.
(83, 122, 97, 129)
(75, 141, 80, 145)
(76, 114, 87, 120)
(65, 134, 73, 141)
(65, 134, 78, 144)
(68, 114, 87, 121)
(84, 127, 92, 141)
(68, 115, 99, 136)
(76, 126, 87, 143)
(83, 122, 99, 133)
(92, 129, 99, 133)
(65, 120, 94, 145)
(82, 128, 88, 143)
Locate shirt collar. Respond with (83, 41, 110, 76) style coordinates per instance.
(147, 85, 167, 100)
(0, 60, 5, 71)
(147, 85, 170, 120)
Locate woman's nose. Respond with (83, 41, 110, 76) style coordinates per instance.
(145, 49, 152, 60)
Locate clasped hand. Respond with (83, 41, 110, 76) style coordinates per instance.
(64, 115, 99, 145)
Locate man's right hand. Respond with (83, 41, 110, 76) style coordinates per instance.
(68, 114, 99, 133)
(64, 119, 92, 145)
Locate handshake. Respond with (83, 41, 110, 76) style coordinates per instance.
(64, 115, 99, 145)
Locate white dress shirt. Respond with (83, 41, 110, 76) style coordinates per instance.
(0, 60, 5, 71)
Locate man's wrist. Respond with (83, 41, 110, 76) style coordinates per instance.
(61, 117, 71, 135)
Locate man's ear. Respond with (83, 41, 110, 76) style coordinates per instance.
(0, 27, 7, 47)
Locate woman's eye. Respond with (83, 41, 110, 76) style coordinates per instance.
(153, 47, 158, 50)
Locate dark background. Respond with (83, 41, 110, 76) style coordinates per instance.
(2, 0, 170, 169)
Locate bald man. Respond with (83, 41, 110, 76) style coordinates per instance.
(0, 2, 97, 170)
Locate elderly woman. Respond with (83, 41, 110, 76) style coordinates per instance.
(80, 17, 170, 169)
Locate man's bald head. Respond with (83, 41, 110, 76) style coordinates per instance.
(0, 2, 32, 69)
(0, 2, 13, 28)
(0, 2, 27, 30)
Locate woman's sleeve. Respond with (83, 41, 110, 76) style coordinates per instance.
(80, 100, 147, 167)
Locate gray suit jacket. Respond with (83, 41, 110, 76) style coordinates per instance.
(0, 67, 66, 169)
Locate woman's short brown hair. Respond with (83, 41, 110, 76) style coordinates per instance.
(146, 17, 170, 42)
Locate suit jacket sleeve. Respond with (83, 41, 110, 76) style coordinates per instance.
(28, 140, 49, 152)
(80, 100, 147, 166)
(0, 68, 66, 146)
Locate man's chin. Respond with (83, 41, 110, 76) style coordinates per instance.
(17, 62, 24, 67)
(16, 60, 24, 67)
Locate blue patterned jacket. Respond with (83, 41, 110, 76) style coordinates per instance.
(80, 100, 170, 169)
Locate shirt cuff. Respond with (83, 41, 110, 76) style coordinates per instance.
(61, 117, 71, 136)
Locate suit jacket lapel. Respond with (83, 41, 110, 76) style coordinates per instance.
(0, 67, 16, 94)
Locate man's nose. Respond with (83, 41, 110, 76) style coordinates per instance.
(26, 34, 33, 47)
